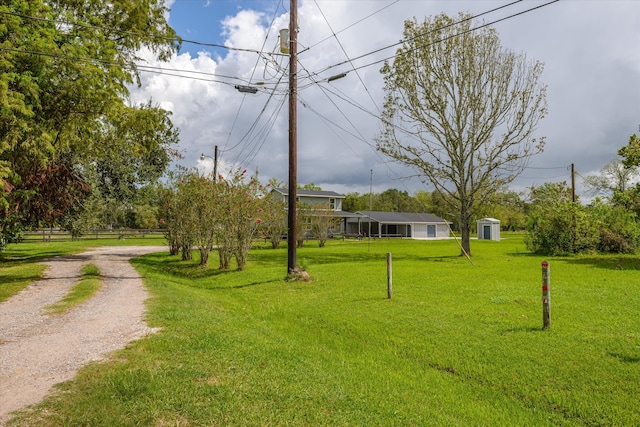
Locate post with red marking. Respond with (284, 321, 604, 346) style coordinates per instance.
(387, 253, 393, 299)
(541, 261, 551, 329)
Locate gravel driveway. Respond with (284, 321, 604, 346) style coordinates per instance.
(0, 246, 165, 425)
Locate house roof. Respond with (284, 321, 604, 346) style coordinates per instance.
(356, 211, 448, 224)
(272, 188, 345, 198)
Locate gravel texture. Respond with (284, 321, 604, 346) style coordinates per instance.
(0, 246, 165, 425)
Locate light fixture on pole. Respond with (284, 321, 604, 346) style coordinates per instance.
(327, 72, 347, 82)
(199, 145, 219, 182)
(234, 85, 258, 94)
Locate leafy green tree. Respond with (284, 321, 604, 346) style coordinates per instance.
(377, 13, 547, 256)
(0, 0, 178, 244)
(298, 183, 322, 191)
(375, 189, 418, 212)
(343, 192, 368, 213)
(618, 126, 640, 168)
(525, 182, 598, 255)
(588, 198, 640, 254)
(259, 190, 287, 249)
(413, 190, 434, 212)
(480, 190, 527, 231)
(310, 203, 340, 248)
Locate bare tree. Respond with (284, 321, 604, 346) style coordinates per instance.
(584, 159, 638, 198)
(310, 203, 341, 247)
(377, 13, 547, 255)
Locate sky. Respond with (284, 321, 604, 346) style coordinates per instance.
(129, 0, 640, 199)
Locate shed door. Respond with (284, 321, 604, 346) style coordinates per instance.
(483, 225, 491, 240)
(427, 224, 436, 238)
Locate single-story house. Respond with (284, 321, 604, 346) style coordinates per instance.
(346, 211, 450, 239)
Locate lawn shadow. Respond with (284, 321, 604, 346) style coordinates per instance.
(0, 271, 46, 288)
(563, 256, 640, 271)
(505, 252, 542, 258)
(608, 352, 640, 363)
(206, 278, 283, 290)
(500, 325, 549, 334)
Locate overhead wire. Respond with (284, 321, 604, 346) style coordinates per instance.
(312, 0, 382, 113)
(305, 0, 526, 78)
(0, 9, 289, 57)
(5, 1, 563, 190)
(221, 0, 285, 159)
(346, 0, 560, 75)
(300, 0, 400, 54)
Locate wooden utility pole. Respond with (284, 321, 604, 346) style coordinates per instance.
(287, 0, 298, 274)
(213, 145, 218, 182)
(571, 163, 576, 203)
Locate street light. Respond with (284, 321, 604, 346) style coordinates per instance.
(234, 85, 258, 94)
(199, 145, 218, 182)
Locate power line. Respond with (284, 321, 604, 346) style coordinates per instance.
(312, 0, 382, 114)
(300, 0, 399, 55)
(222, 0, 286, 157)
(0, 10, 288, 57)
(347, 0, 560, 75)
(0, 46, 267, 88)
(306, 0, 527, 78)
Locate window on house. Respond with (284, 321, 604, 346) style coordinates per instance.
(329, 198, 335, 210)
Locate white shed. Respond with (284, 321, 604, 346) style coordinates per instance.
(477, 218, 500, 241)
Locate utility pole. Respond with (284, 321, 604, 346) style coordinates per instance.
(287, 0, 298, 275)
(571, 163, 576, 203)
(368, 169, 372, 251)
(213, 145, 218, 182)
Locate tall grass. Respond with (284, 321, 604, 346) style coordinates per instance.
(8, 234, 640, 426)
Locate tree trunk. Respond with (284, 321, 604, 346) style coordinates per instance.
(199, 247, 209, 266)
(460, 214, 472, 257)
(181, 244, 192, 261)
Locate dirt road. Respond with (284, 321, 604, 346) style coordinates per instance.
(0, 246, 165, 425)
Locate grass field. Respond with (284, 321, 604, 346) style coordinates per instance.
(4, 234, 640, 426)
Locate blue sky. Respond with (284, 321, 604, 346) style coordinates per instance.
(131, 0, 640, 198)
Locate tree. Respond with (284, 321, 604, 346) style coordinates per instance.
(524, 182, 598, 255)
(0, 0, 178, 245)
(310, 203, 341, 247)
(377, 13, 547, 255)
(588, 198, 640, 254)
(376, 189, 418, 212)
(295, 202, 312, 248)
(618, 126, 640, 168)
(584, 159, 637, 198)
(258, 190, 288, 249)
(480, 189, 527, 231)
(343, 192, 368, 213)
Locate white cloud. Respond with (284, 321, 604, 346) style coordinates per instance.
(131, 0, 640, 199)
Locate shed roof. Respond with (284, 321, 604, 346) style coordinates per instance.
(356, 211, 448, 224)
(478, 217, 500, 223)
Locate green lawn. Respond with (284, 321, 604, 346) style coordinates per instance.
(5, 234, 640, 426)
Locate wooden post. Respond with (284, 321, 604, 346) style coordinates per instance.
(542, 261, 551, 329)
(387, 252, 392, 299)
(286, 0, 298, 275)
